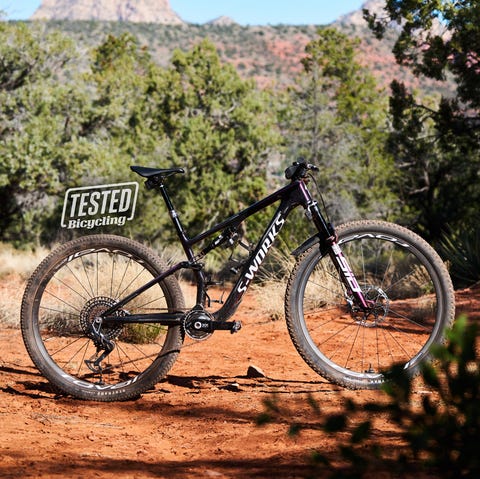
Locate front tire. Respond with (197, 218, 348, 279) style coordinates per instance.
(21, 234, 185, 401)
(285, 220, 455, 389)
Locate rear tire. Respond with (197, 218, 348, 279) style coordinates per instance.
(285, 220, 455, 389)
(21, 235, 185, 401)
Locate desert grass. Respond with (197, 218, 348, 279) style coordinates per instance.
(0, 243, 49, 328)
(0, 243, 49, 279)
(0, 242, 292, 328)
(252, 248, 296, 321)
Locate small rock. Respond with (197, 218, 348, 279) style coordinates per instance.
(205, 469, 224, 477)
(247, 365, 266, 378)
(221, 382, 241, 392)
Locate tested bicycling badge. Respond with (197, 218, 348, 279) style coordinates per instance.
(60, 182, 139, 230)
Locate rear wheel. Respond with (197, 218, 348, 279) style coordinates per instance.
(21, 234, 185, 401)
(285, 220, 455, 389)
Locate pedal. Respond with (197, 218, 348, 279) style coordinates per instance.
(211, 320, 242, 334)
(230, 321, 242, 334)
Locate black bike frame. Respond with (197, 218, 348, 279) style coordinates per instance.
(103, 176, 369, 326)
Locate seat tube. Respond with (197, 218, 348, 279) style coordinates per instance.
(158, 182, 208, 306)
(158, 183, 193, 259)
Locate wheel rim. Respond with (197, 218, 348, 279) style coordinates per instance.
(33, 247, 176, 389)
(298, 231, 444, 382)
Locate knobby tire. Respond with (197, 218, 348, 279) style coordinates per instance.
(285, 220, 455, 389)
(21, 235, 185, 402)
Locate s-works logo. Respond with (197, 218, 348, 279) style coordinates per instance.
(61, 182, 138, 230)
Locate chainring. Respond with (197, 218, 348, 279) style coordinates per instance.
(183, 309, 214, 341)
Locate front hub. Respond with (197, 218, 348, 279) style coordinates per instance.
(352, 286, 390, 327)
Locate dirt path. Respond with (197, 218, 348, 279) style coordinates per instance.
(0, 279, 478, 479)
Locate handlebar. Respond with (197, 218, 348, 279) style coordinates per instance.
(284, 161, 319, 181)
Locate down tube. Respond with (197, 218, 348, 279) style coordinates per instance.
(213, 206, 290, 322)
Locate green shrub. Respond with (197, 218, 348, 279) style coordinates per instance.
(258, 316, 480, 478)
(440, 222, 480, 288)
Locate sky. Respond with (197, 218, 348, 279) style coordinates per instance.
(1, 0, 366, 25)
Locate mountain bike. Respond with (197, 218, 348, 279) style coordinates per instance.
(20, 162, 455, 401)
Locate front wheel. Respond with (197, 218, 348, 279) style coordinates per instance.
(21, 234, 185, 401)
(285, 220, 455, 389)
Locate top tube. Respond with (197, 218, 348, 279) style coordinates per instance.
(188, 181, 307, 246)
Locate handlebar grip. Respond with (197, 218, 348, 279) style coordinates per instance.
(285, 163, 300, 179)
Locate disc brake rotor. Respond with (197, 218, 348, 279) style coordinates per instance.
(353, 286, 390, 327)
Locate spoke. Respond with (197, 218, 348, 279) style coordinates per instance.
(117, 267, 147, 299)
(360, 320, 366, 372)
(114, 343, 144, 373)
(383, 266, 432, 299)
(356, 241, 364, 284)
(379, 322, 415, 361)
(80, 256, 96, 297)
(49, 275, 89, 304)
(322, 322, 359, 363)
(387, 307, 433, 333)
(306, 276, 346, 303)
(375, 326, 381, 371)
(378, 325, 395, 367)
(379, 244, 395, 292)
(110, 255, 116, 298)
(47, 335, 90, 362)
(132, 296, 167, 311)
(103, 342, 159, 373)
(96, 252, 99, 296)
(114, 258, 133, 299)
(305, 308, 350, 337)
(64, 263, 94, 300)
(44, 288, 82, 313)
(77, 340, 91, 377)
(40, 305, 78, 318)
(343, 321, 362, 369)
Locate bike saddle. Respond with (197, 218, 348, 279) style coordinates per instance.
(130, 165, 185, 178)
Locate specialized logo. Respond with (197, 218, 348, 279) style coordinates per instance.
(331, 243, 362, 294)
(61, 182, 138, 230)
(339, 233, 410, 248)
(237, 214, 285, 293)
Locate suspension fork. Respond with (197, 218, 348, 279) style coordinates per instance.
(307, 199, 370, 311)
(328, 240, 370, 310)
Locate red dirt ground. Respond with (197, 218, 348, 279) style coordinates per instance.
(0, 276, 478, 479)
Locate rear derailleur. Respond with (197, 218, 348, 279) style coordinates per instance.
(85, 317, 115, 374)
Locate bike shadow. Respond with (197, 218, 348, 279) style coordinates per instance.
(0, 366, 335, 401)
(0, 452, 318, 479)
(163, 373, 334, 395)
(0, 364, 40, 377)
(0, 364, 61, 399)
